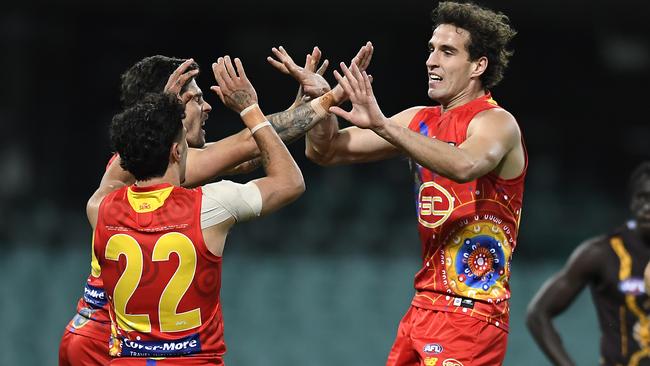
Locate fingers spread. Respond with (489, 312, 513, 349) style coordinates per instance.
(223, 56, 238, 79)
(328, 106, 351, 121)
(362, 71, 373, 96)
(176, 69, 198, 88)
(210, 86, 225, 103)
(350, 63, 366, 95)
(171, 58, 194, 79)
(234, 58, 247, 80)
(333, 68, 354, 99)
(267, 55, 289, 74)
(316, 59, 329, 76)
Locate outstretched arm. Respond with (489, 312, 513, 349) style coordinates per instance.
(526, 238, 606, 366)
(182, 43, 376, 185)
(211, 56, 305, 214)
(326, 62, 523, 182)
(305, 43, 414, 166)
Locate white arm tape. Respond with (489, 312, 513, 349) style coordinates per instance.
(201, 180, 262, 229)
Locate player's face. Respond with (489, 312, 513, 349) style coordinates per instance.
(631, 178, 650, 236)
(426, 24, 479, 105)
(181, 80, 212, 148)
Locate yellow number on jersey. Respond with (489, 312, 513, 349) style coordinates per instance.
(105, 233, 201, 333)
(153, 233, 201, 332)
(105, 234, 151, 333)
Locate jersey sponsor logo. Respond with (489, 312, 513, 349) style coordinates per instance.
(423, 343, 443, 354)
(424, 356, 439, 366)
(442, 358, 464, 366)
(618, 277, 645, 295)
(452, 298, 475, 309)
(418, 182, 454, 229)
(83, 283, 107, 308)
(120, 333, 201, 357)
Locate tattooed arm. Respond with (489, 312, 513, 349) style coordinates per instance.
(217, 43, 375, 176)
(206, 47, 339, 177)
(215, 90, 340, 176)
(213, 56, 304, 212)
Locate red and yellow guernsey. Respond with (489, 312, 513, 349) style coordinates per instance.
(65, 154, 121, 341)
(94, 183, 225, 359)
(407, 93, 527, 332)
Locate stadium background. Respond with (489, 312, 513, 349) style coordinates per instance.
(1, 0, 649, 364)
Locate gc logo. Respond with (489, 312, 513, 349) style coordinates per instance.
(442, 359, 464, 366)
(418, 182, 454, 229)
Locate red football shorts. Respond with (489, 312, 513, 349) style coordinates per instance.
(386, 306, 508, 366)
(59, 329, 110, 366)
(109, 355, 224, 365)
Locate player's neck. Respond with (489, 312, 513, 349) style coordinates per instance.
(440, 85, 486, 113)
(629, 223, 650, 247)
(135, 168, 181, 188)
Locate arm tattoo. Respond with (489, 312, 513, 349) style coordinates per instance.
(260, 150, 270, 169)
(266, 102, 320, 144)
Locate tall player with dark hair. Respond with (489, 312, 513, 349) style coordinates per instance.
(527, 162, 650, 366)
(89, 58, 304, 366)
(59, 46, 374, 365)
(305, 2, 523, 364)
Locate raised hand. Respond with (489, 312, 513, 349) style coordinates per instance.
(329, 62, 386, 131)
(267, 46, 330, 98)
(350, 41, 373, 72)
(163, 58, 199, 104)
(330, 41, 374, 104)
(210, 56, 258, 114)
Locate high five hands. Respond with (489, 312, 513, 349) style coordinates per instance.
(267, 46, 330, 100)
(211, 56, 259, 114)
(267, 41, 375, 104)
(329, 61, 386, 131)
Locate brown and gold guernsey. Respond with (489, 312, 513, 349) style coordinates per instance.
(594, 224, 650, 366)
(407, 93, 527, 332)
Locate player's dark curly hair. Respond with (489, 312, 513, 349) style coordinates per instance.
(110, 93, 185, 181)
(629, 161, 650, 196)
(432, 1, 516, 89)
(120, 55, 199, 107)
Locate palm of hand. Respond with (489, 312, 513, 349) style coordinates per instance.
(348, 96, 382, 129)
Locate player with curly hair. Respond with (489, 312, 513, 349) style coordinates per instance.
(305, 2, 524, 364)
(86, 58, 304, 365)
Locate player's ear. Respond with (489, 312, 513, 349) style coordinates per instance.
(470, 56, 488, 79)
(170, 142, 182, 163)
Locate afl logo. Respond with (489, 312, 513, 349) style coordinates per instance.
(423, 343, 443, 354)
(418, 182, 454, 229)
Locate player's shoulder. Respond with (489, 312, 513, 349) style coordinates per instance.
(473, 107, 517, 127)
(392, 106, 435, 127)
(571, 234, 613, 260)
(470, 107, 520, 143)
(202, 180, 238, 198)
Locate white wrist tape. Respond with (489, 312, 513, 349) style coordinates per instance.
(240, 103, 259, 117)
(250, 121, 272, 135)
